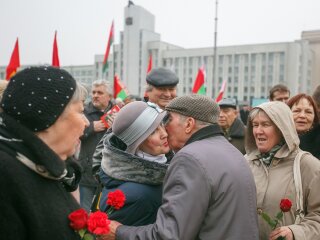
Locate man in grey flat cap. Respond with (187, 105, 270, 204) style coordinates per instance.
(101, 95, 258, 240)
(218, 98, 246, 154)
(145, 67, 179, 109)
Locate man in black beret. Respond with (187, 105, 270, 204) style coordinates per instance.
(145, 68, 179, 110)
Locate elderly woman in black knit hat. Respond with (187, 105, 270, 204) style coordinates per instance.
(0, 66, 89, 239)
(97, 101, 170, 226)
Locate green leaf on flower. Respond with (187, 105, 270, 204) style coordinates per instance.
(276, 211, 283, 220)
(78, 229, 86, 238)
(83, 233, 95, 240)
(261, 212, 277, 228)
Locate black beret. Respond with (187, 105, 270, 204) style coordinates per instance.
(1, 66, 76, 132)
(146, 68, 179, 87)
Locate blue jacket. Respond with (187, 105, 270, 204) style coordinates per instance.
(98, 133, 168, 226)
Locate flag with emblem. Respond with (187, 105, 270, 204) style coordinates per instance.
(215, 80, 227, 103)
(192, 67, 206, 95)
(114, 75, 129, 100)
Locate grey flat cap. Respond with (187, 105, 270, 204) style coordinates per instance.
(166, 94, 220, 124)
(218, 98, 237, 109)
(146, 68, 179, 87)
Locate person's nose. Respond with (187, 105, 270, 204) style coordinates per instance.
(159, 125, 168, 138)
(297, 111, 306, 118)
(254, 125, 263, 134)
(83, 115, 90, 127)
(163, 89, 171, 96)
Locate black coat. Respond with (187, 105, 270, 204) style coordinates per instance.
(79, 102, 113, 186)
(0, 113, 81, 240)
(299, 124, 320, 159)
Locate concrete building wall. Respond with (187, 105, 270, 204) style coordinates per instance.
(302, 30, 320, 90)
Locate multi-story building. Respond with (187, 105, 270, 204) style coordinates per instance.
(96, 3, 319, 101)
(1, 3, 319, 103)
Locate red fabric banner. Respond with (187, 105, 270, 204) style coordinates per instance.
(6, 38, 20, 80)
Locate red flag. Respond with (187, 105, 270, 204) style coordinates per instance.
(103, 20, 114, 73)
(6, 38, 20, 80)
(52, 31, 60, 67)
(192, 67, 206, 95)
(147, 54, 152, 73)
(215, 80, 227, 103)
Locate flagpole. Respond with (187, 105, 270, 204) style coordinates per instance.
(112, 43, 116, 97)
(212, 0, 218, 98)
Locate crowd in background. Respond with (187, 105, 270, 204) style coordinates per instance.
(0, 66, 320, 240)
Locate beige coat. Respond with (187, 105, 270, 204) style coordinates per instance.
(245, 101, 320, 240)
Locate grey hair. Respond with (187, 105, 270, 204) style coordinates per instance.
(249, 108, 264, 122)
(92, 79, 112, 94)
(145, 84, 154, 92)
(70, 82, 88, 103)
(178, 114, 211, 128)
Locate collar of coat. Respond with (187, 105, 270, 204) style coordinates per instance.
(0, 112, 66, 178)
(185, 124, 224, 147)
(101, 133, 168, 185)
(228, 118, 245, 138)
(85, 101, 113, 114)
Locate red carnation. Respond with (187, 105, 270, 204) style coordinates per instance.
(107, 189, 126, 210)
(87, 211, 110, 235)
(280, 198, 292, 212)
(68, 208, 88, 230)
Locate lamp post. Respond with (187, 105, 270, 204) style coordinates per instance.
(213, 0, 218, 98)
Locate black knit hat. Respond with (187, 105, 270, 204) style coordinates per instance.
(0, 66, 76, 132)
(165, 94, 220, 124)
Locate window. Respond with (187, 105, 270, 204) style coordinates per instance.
(235, 55, 240, 65)
(251, 54, 256, 64)
(219, 55, 224, 65)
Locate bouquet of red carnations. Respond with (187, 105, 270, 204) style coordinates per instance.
(68, 189, 126, 240)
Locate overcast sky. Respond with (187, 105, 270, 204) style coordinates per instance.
(1, 0, 319, 66)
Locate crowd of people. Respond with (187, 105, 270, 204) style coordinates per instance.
(0, 65, 320, 240)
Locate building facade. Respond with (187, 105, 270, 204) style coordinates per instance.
(1, 3, 319, 103)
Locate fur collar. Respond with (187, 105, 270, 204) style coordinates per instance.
(101, 133, 168, 185)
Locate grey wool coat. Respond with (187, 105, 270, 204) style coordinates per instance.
(116, 124, 259, 240)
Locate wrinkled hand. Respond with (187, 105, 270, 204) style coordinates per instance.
(269, 226, 294, 240)
(106, 112, 117, 129)
(94, 120, 106, 132)
(96, 221, 122, 240)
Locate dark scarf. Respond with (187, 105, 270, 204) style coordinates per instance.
(185, 124, 224, 147)
(257, 140, 285, 166)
